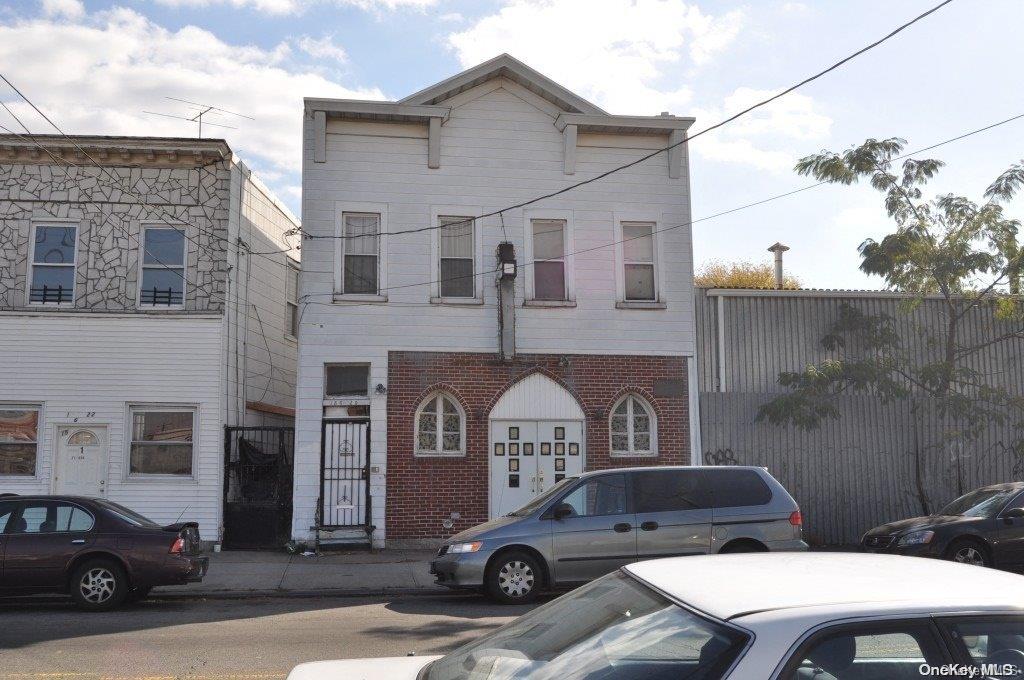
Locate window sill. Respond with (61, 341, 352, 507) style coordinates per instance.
(616, 300, 667, 310)
(414, 451, 467, 458)
(430, 296, 484, 306)
(523, 299, 577, 308)
(609, 451, 658, 458)
(138, 305, 185, 312)
(124, 474, 198, 482)
(333, 294, 388, 303)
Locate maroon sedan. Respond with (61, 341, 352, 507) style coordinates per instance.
(0, 494, 208, 611)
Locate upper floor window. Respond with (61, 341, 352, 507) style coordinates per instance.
(438, 216, 475, 298)
(621, 222, 657, 302)
(286, 258, 300, 337)
(129, 407, 195, 476)
(29, 224, 77, 305)
(0, 407, 39, 476)
(532, 219, 567, 301)
(140, 227, 185, 307)
(415, 392, 465, 456)
(609, 394, 656, 456)
(341, 213, 379, 295)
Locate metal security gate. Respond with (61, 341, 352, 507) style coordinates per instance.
(223, 426, 294, 550)
(319, 420, 371, 530)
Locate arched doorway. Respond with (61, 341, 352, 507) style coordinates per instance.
(488, 373, 585, 518)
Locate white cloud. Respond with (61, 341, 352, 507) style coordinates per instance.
(297, 35, 348, 63)
(151, 0, 438, 15)
(0, 7, 383, 181)
(447, 0, 744, 115)
(40, 0, 85, 20)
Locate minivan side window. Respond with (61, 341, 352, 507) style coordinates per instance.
(634, 470, 710, 513)
(706, 469, 772, 507)
(560, 474, 630, 517)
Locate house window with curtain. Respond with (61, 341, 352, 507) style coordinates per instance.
(129, 408, 195, 476)
(438, 216, 475, 298)
(415, 392, 465, 456)
(341, 213, 379, 294)
(0, 407, 40, 476)
(532, 219, 567, 301)
(29, 225, 77, 305)
(610, 394, 657, 456)
(622, 222, 657, 301)
(140, 227, 186, 306)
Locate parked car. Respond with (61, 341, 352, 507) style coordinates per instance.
(0, 494, 208, 611)
(290, 552, 1024, 679)
(862, 482, 1024, 570)
(430, 465, 807, 603)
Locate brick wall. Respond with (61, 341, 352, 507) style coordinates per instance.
(386, 351, 689, 540)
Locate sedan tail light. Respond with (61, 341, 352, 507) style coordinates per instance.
(789, 510, 803, 527)
(169, 536, 185, 554)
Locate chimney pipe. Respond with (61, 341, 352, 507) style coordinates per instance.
(767, 242, 790, 289)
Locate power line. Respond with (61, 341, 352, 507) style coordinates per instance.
(304, 0, 956, 243)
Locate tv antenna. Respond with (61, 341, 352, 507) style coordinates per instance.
(143, 97, 255, 137)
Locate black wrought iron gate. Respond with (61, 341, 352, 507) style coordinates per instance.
(319, 420, 371, 529)
(223, 426, 294, 550)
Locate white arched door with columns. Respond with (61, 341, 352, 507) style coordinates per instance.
(489, 373, 585, 518)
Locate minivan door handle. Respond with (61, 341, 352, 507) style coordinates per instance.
(613, 523, 632, 533)
(640, 521, 659, 532)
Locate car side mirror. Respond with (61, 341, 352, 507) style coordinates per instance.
(552, 503, 574, 520)
(1003, 507, 1024, 519)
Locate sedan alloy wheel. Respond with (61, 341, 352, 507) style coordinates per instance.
(952, 546, 987, 566)
(79, 566, 117, 604)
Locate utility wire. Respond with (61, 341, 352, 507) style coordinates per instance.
(303, 0, 957, 242)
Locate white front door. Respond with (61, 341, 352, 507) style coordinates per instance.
(490, 420, 584, 518)
(54, 426, 108, 496)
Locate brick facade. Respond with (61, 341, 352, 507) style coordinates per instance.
(386, 351, 689, 541)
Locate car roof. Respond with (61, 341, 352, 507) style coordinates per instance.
(625, 553, 1024, 621)
(579, 465, 767, 478)
(0, 495, 101, 503)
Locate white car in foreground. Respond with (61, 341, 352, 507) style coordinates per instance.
(289, 553, 1024, 679)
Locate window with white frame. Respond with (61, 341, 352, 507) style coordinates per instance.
(438, 216, 475, 298)
(286, 258, 299, 337)
(30, 225, 77, 304)
(609, 394, 657, 456)
(129, 408, 195, 476)
(532, 219, 567, 301)
(140, 227, 186, 306)
(324, 364, 370, 398)
(415, 392, 465, 456)
(622, 222, 657, 301)
(341, 213, 379, 294)
(0, 407, 39, 476)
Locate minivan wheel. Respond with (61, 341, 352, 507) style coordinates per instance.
(69, 559, 128, 611)
(487, 551, 542, 604)
(946, 539, 992, 568)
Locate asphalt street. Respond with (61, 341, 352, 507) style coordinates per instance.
(0, 594, 541, 680)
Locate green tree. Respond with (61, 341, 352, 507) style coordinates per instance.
(757, 139, 1024, 512)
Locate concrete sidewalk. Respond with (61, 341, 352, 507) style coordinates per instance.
(152, 549, 445, 599)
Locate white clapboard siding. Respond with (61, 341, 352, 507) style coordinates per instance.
(0, 314, 224, 540)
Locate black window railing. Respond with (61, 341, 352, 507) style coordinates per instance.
(29, 285, 72, 304)
(140, 287, 183, 306)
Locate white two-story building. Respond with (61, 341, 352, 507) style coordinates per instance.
(297, 55, 700, 548)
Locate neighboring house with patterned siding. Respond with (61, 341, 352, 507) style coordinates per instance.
(0, 135, 299, 542)
(296, 54, 700, 549)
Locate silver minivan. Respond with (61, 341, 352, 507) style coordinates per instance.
(430, 465, 808, 603)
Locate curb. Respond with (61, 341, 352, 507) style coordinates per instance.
(149, 587, 455, 601)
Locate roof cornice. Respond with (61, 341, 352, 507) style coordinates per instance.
(555, 113, 695, 135)
(303, 98, 450, 123)
(0, 134, 230, 166)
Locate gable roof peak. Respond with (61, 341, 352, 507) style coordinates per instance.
(399, 53, 607, 115)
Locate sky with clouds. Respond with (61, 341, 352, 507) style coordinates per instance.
(1, 0, 1022, 288)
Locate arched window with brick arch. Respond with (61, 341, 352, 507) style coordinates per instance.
(609, 393, 657, 457)
(414, 391, 466, 457)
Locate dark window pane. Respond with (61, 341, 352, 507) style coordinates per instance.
(130, 443, 193, 475)
(440, 258, 474, 297)
(30, 265, 74, 302)
(532, 220, 564, 259)
(561, 474, 629, 517)
(56, 504, 95, 531)
(325, 365, 369, 397)
(143, 229, 185, 266)
(706, 469, 772, 507)
(945, 617, 1024, 669)
(289, 302, 299, 336)
(0, 409, 38, 443)
(17, 504, 51, 533)
(0, 443, 37, 475)
(132, 411, 193, 442)
(534, 260, 565, 300)
(625, 263, 655, 301)
(140, 267, 184, 305)
(33, 226, 76, 264)
(0, 501, 16, 532)
(344, 254, 377, 294)
(634, 470, 710, 513)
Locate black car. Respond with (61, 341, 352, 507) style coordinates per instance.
(862, 482, 1024, 570)
(0, 494, 209, 611)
